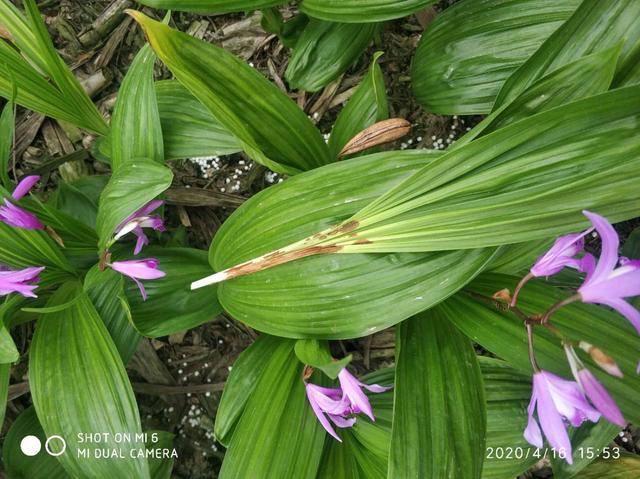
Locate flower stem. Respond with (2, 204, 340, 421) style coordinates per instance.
(541, 294, 580, 324)
(526, 322, 541, 372)
(511, 272, 534, 307)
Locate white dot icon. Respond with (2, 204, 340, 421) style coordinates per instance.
(20, 435, 42, 456)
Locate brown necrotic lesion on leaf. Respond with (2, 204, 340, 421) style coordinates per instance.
(338, 118, 411, 157)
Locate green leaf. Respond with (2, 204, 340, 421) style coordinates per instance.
(294, 339, 351, 379)
(460, 45, 621, 145)
(96, 159, 173, 251)
(0, 363, 10, 430)
(129, 11, 331, 175)
(137, 0, 285, 14)
(300, 0, 435, 23)
(2, 407, 69, 479)
(328, 51, 388, 158)
(155, 80, 241, 159)
(495, 0, 640, 107)
(212, 150, 495, 338)
(218, 339, 324, 478)
(0, 222, 75, 286)
(214, 334, 282, 446)
(0, 96, 14, 189)
(146, 431, 175, 479)
(49, 175, 108, 229)
(99, 80, 242, 161)
(110, 44, 164, 170)
(328, 86, 640, 252)
(29, 282, 150, 478)
(622, 226, 640, 258)
(581, 455, 640, 478)
(446, 274, 640, 425)
(411, 0, 580, 114)
(390, 312, 485, 478)
(284, 19, 378, 92)
(479, 357, 539, 479)
(21, 197, 99, 259)
(551, 421, 620, 479)
(0, 1, 108, 134)
(84, 266, 141, 363)
(122, 247, 222, 337)
(0, 299, 19, 362)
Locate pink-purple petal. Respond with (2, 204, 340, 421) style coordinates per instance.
(534, 373, 574, 463)
(582, 211, 619, 286)
(306, 384, 341, 442)
(338, 369, 375, 421)
(11, 175, 40, 200)
(594, 298, 640, 335)
(0, 200, 44, 230)
(577, 369, 625, 427)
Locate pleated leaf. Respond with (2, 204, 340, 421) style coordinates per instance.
(285, 19, 379, 92)
(458, 45, 621, 146)
(328, 52, 388, 158)
(137, 0, 285, 14)
(210, 87, 640, 319)
(551, 421, 621, 479)
(390, 312, 485, 478)
(218, 339, 324, 478)
(212, 150, 495, 338)
(99, 80, 242, 162)
(411, 0, 580, 114)
(328, 87, 640, 252)
(29, 282, 149, 478)
(581, 455, 640, 478)
(85, 266, 141, 363)
(110, 44, 164, 170)
(2, 407, 69, 479)
(129, 11, 331, 175)
(479, 357, 539, 479)
(300, 0, 435, 23)
(122, 247, 222, 337)
(446, 274, 640, 425)
(0, 96, 14, 189)
(96, 159, 173, 251)
(214, 334, 282, 446)
(294, 339, 351, 379)
(0, 1, 108, 134)
(495, 0, 640, 107)
(0, 222, 74, 286)
(155, 80, 241, 159)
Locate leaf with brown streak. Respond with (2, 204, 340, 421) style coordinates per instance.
(338, 118, 411, 157)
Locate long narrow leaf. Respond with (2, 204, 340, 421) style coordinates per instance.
(390, 312, 485, 478)
(300, 0, 435, 23)
(29, 282, 150, 478)
(411, 0, 580, 114)
(110, 44, 164, 169)
(285, 20, 379, 92)
(129, 11, 331, 175)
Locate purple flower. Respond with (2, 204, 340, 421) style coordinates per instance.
(306, 368, 391, 441)
(0, 266, 45, 298)
(114, 200, 165, 255)
(565, 345, 625, 427)
(337, 368, 390, 421)
(524, 371, 600, 464)
(577, 211, 640, 334)
(0, 176, 44, 230)
(531, 230, 593, 278)
(305, 384, 355, 442)
(110, 258, 165, 300)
